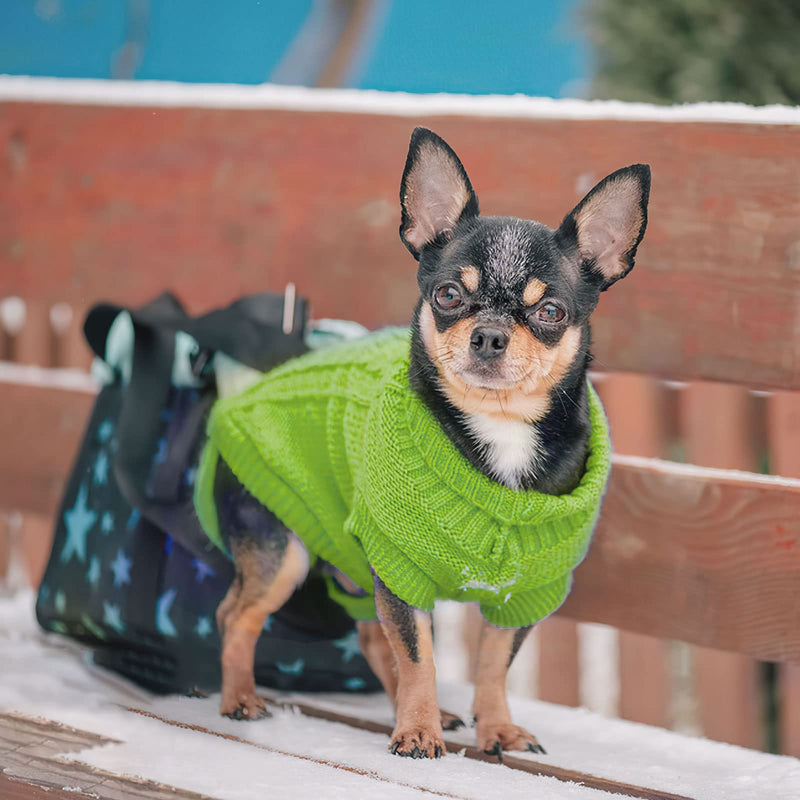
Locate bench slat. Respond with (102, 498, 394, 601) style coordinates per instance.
(2, 103, 800, 387)
(561, 455, 800, 663)
(2, 378, 799, 663)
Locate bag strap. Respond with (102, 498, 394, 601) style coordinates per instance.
(83, 290, 309, 516)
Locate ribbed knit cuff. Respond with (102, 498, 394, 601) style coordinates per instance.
(349, 496, 438, 612)
(480, 573, 572, 628)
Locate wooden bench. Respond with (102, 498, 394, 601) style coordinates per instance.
(1, 78, 799, 765)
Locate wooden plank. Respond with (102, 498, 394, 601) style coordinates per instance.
(2, 104, 800, 388)
(0, 712, 212, 800)
(559, 455, 800, 663)
(461, 602, 482, 683)
(537, 616, 580, 707)
(766, 390, 800, 757)
(618, 634, 671, 729)
(0, 512, 10, 580)
(19, 512, 53, 588)
(779, 664, 800, 759)
(681, 382, 762, 749)
(597, 373, 672, 728)
(0, 773, 98, 800)
(11, 300, 60, 588)
(50, 302, 92, 371)
(0, 374, 95, 515)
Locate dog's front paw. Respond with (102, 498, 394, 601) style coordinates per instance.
(220, 689, 270, 721)
(389, 724, 446, 759)
(476, 722, 545, 759)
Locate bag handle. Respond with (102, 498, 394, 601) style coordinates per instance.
(84, 289, 308, 372)
(83, 289, 309, 515)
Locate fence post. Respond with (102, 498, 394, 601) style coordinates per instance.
(766, 390, 800, 757)
(682, 381, 762, 749)
(2, 298, 57, 587)
(597, 372, 672, 728)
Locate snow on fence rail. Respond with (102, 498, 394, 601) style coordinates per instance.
(2, 75, 800, 125)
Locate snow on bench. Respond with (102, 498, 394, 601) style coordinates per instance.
(1, 590, 798, 800)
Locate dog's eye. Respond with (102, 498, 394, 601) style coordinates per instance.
(534, 302, 566, 324)
(434, 283, 463, 310)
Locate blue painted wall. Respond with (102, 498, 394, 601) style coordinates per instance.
(0, 0, 586, 97)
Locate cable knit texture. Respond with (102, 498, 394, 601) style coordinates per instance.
(194, 329, 611, 627)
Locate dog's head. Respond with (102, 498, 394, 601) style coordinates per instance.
(401, 127, 650, 420)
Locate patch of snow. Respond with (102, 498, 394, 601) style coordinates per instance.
(612, 453, 800, 488)
(0, 361, 96, 393)
(2, 76, 800, 126)
(459, 578, 516, 594)
(579, 623, 619, 718)
(0, 296, 26, 334)
(432, 601, 471, 684)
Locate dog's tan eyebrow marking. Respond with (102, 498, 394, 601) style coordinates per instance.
(460, 265, 480, 292)
(523, 278, 547, 306)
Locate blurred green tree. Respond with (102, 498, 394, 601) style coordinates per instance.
(581, 0, 800, 105)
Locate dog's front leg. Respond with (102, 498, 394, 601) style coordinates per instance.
(357, 619, 465, 732)
(472, 620, 545, 757)
(373, 573, 444, 758)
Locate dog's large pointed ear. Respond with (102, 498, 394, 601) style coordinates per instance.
(399, 127, 479, 259)
(556, 164, 651, 291)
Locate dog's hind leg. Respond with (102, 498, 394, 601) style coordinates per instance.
(214, 459, 309, 720)
(373, 573, 445, 758)
(357, 620, 399, 701)
(215, 572, 242, 642)
(472, 620, 545, 756)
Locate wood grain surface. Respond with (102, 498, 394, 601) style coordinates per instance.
(2, 104, 800, 388)
(560, 455, 800, 663)
(0, 712, 212, 800)
(0, 379, 94, 516)
(767, 390, 800, 756)
(537, 616, 580, 707)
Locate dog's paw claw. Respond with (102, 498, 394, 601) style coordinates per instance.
(476, 722, 542, 755)
(221, 692, 270, 721)
(484, 741, 503, 763)
(389, 726, 446, 759)
(440, 709, 465, 731)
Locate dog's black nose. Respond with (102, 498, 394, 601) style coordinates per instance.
(470, 327, 509, 359)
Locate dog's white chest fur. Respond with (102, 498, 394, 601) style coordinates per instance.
(464, 414, 541, 489)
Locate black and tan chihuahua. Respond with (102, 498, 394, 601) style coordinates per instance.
(212, 128, 650, 760)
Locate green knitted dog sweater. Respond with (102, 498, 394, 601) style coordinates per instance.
(194, 329, 611, 628)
